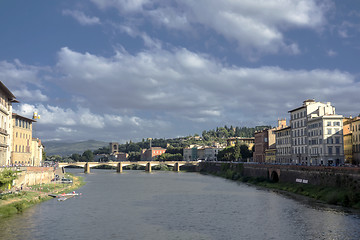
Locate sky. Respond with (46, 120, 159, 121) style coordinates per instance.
(1, 0, 360, 143)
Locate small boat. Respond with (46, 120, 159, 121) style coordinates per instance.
(64, 191, 82, 196)
(49, 191, 82, 199)
(57, 197, 68, 201)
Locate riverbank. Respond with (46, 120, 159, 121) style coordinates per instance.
(200, 163, 360, 210)
(0, 173, 85, 219)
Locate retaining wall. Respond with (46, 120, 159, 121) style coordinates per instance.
(198, 162, 360, 189)
(13, 167, 55, 187)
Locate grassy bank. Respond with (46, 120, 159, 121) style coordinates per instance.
(202, 164, 360, 209)
(0, 173, 85, 219)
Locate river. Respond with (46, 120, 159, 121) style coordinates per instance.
(1, 169, 360, 240)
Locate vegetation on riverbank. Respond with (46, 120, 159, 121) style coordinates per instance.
(0, 174, 85, 219)
(202, 163, 360, 209)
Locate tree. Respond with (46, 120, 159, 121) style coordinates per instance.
(128, 152, 141, 161)
(165, 146, 183, 155)
(82, 150, 94, 162)
(71, 153, 81, 162)
(157, 153, 183, 161)
(94, 147, 109, 155)
(217, 147, 234, 161)
(42, 151, 46, 162)
(233, 140, 241, 161)
(240, 145, 252, 160)
(0, 169, 17, 190)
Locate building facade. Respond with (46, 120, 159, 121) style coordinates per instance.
(253, 119, 286, 163)
(265, 148, 276, 163)
(140, 147, 166, 161)
(11, 113, 36, 165)
(31, 138, 44, 166)
(274, 126, 291, 163)
(227, 137, 255, 150)
(253, 130, 268, 163)
(204, 147, 223, 161)
(352, 118, 360, 165)
(183, 146, 197, 161)
(343, 117, 353, 164)
(0, 81, 17, 166)
(307, 115, 344, 166)
(288, 100, 344, 166)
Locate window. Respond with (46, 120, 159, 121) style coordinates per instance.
(327, 121, 331, 126)
(334, 122, 340, 126)
(335, 137, 340, 144)
(335, 147, 340, 155)
(328, 147, 333, 155)
(328, 129, 332, 135)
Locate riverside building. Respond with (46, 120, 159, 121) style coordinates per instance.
(0, 81, 18, 166)
(274, 126, 291, 164)
(11, 113, 36, 165)
(288, 99, 344, 166)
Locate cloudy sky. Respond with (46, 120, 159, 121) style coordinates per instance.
(1, 0, 360, 143)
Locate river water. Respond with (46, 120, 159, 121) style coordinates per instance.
(1, 169, 360, 240)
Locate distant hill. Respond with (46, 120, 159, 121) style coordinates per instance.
(43, 140, 108, 156)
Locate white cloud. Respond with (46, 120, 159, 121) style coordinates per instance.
(56, 127, 77, 133)
(13, 102, 171, 142)
(54, 47, 360, 126)
(0, 60, 43, 88)
(12, 89, 49, 102)
(5, 45, 359, 142)
(62, 9, 101, 25)
(117, 25, 162, 49)
(327, 49, 337, 57)
(91, 0, 150, 12)
(91, 0, 332, 57)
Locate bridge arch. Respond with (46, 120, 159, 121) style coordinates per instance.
(270, 171, 279, 182)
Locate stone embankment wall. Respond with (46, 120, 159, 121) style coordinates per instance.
(198, 162, 360, 189)
(13, 167, 55, 187)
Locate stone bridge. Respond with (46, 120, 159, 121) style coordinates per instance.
(59, 161, 200, 173)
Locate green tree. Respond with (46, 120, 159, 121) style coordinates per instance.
(217, 147, 234, 161)
(233, 140, 241, 161)
(71, 153, 81, 162)
(42, 151, 46, 162)
(82, 150, 94, 162)
(0, 169, 17, 190)
(94, 147, 110, 155)
(128, 152, 141, 161)
(240, 145, 252, 160)
(165, 146, 183, 155)
(157, 153, 183, 161)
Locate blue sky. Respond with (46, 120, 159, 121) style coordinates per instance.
(1, 0, 360, 143)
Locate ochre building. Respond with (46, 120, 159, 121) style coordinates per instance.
(11, 113, 36, 165)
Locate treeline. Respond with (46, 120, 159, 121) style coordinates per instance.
(50, 125, 269, 162)
(202, 125, 271, 140)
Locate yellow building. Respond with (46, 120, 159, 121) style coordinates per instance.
(265, 148, 276, 163)
(343, 118, 353, 164)
(352, 118, 360, 165)
(11, 113, 36, 166)
(227, 137, 255, 150)
(0, 81, 18, 166)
